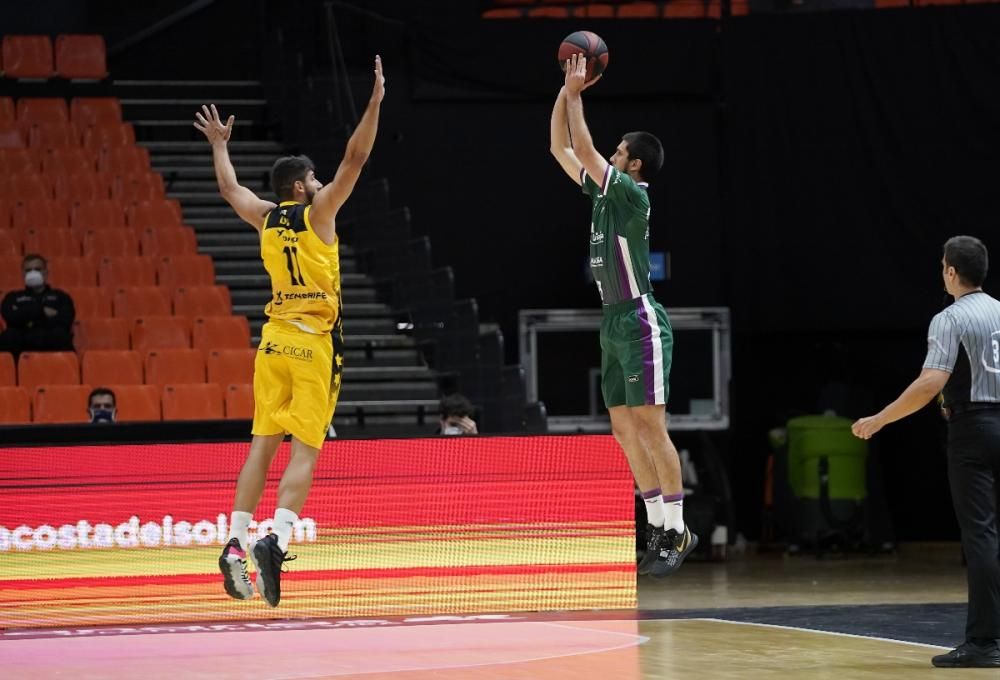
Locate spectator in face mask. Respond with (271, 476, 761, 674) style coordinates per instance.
(88, 388, 117, 424)
(0, 254, 75, 358)
(437, 393, 479, 436)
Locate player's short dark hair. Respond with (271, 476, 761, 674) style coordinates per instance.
(622, 131, 664, 182)
(270, 155, 315, 200)
(439, 393, 474, 419)
(943, 236, 989, 287)
(88, 387, 116, 408)
(22, 253, 46, 267)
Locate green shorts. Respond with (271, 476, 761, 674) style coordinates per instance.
(600, 294, 673, 408)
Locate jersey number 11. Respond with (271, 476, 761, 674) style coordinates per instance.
(283, 246, 305, 286)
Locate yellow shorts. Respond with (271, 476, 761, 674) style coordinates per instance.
(251, 320, 343, 449)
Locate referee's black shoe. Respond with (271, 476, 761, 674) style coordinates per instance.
(932, 640, 1000, 668)
(649, 525, 698, 578)
(252, 534, 297, 608)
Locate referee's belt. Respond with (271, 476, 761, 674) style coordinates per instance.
(947, 402, 1000, 417)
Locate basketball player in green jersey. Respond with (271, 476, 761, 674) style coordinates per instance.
(550, 54, 696, 577)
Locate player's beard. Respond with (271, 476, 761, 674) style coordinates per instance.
(304, 187, 317, 205)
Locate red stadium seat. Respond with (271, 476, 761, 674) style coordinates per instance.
(33, 384, 92, 423)
(207, 348, 256, 386)
(99, 146, 150, 175)
(0, 352, 15, 386)
(73, 200, 127, 231)
(85, 230, 140, 259)
(112, 173, 166, 203)
(2, 36, 54, 79)
(131, 316, 190, 352)
(28, 122, 79, 150)
(64, 286, 111, 319)
(0, 386, 31, 423)
(98, 255, 157, 286)
(0, 98, 14, 125)
(16, 98, 69, 127)
(17, 351, 80, 392)
(157, 255, 215, 287)
(13, 200, 71, 231)
(24, 229, 82, 257)
(42, 147, 96, 175)
(145, 348, 206, 385)
(192, 316, 250, 350)
(82, 349, 143, 385)
(0, 235, 21, 256)
(55, 34, 108, 80)
(1, 174, 52, 201)
(47, 256, 98, 287)
(70, 97, 122, 129)
(127, 199, 183, 230)
(173, 286, 232, 318)
(113, 286, 172, 318)
(83, 122, 135, 150)
(224, 383, 254, 419)
(0, 148, 39, 174)
(618, 2, 660, 17)
(161, 383, 223, 421)
(105, 383, 161, 421)
(73, 317, 130, 351)
(0, 126, 26, 149)
(54, 172, 111, 202)
(140, 227, 198, 256)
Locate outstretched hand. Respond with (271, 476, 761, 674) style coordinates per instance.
(371, 55, 385, 104)
(851, 415, 885, 440)
(193, 104, 234, 146)
(563, 53, 602, 95)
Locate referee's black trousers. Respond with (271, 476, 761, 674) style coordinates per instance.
(947, 409, 1000, 641)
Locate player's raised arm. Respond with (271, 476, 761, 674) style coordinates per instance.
(194, 104, 276, 230)
(309, 55, 386, 233)
(550, 87, 584, 185)
(564, 54, 611, 191)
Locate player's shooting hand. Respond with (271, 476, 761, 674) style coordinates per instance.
(371, 55, 385, 104)
(564, 54, 589, 95)
(193, 104, 234, 146)
(851, 415, 885, 440)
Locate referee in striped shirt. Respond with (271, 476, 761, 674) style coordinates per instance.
(853, 235, 1000, 668)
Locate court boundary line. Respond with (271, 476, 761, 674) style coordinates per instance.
(694, 617, 950, 650)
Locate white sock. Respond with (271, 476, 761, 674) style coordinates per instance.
(663, 493, 685, 533)
(642, 492, 665, 528)
(227, 511, 252, 549)
(273, 508, 298, 552)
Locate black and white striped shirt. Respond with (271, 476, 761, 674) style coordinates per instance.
(923, 291, 1000, 405)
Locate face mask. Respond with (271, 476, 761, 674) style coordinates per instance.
(24, 270, 43, 287)
(90, 408, 116, 424)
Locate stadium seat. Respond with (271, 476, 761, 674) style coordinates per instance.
(0, 386, 31, 423)
(127, 199, 183, 230)
(0, 236, 20, 256)
(145, 348, 206, 385)
(99, 146, 150, 175)
(1, 148, 38, 174)
(73, 200, 127, 231)
(17, 351, 80, 392)
(0, 126, 25, 149)
(482, 8, 523, 17)
(0, 352, 15, 386)
(54, 172, 111, 202)
(207, 348, 256, 386)
(82, 349, 143, 385)
(0, 201, 10, 229)
(16, 98, 68, 127)
(0, 256, 22, 289)
(70, 97, 121, 129)
(13, 199, 71, 231)
(225, 383, 254, 419)
(131, 316, 190, 352)
(113, 286, 172, 318)
(98, 255, 158, 286)
(112, 173, 166, 203)
(47, 256, 98, 286)
(73, 317, 130, 351)
(33, 384, 92, 423)
(2, 174, 52, 201)
(42, 147, 96, 175)
(156, 254, 215, 287)
(161, 383, 223, 421)
(140, 227, 198, 256)
(105, 383, 160, 421)
(173, 286, 232, 317)
(664, 0, 707, 18)
(83, 122, 135, 150)
(86, 230, 142, 260)
(64, 286, 111, 319)
(28, 122, 79, 150)
(572, 4, 616, 18)
(618, 2, 660, 17)
(192, 316, 250, 350)
(2, 36, 54, 79)
(55, 34, 108, 79)
(527, 6, 570, 17)
(0, 97, 13, 124)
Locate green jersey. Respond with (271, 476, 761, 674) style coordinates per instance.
(581, 165, 653, 305)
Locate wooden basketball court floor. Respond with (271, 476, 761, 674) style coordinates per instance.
(3, 543, 993, 679)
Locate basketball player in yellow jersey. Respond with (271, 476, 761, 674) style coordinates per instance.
(194, 55, 385, 607)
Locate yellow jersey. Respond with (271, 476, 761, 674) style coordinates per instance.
(260, 201, 341, 334)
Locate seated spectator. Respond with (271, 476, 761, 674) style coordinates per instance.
(88, 387, 117, 424)
(438, 393, 479, 436)
(0, 254, 75, 357)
